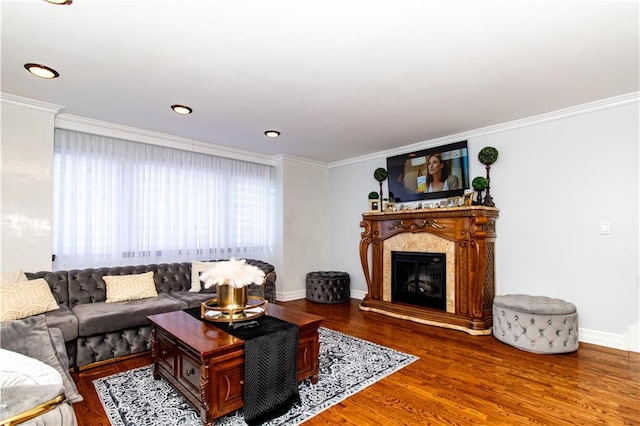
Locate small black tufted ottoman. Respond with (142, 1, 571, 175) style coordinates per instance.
(305, 271, 350, 304)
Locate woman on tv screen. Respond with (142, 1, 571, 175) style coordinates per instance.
(425, 153, 459, 193)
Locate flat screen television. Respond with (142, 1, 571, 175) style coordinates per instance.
(386, 140, 470, 203)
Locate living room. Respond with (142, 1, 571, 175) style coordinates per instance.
(1, 1, 639, 425)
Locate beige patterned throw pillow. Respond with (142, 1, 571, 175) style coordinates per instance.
(190, 261, 217, 292)
(0, 278, 60, 321)
(0, 269, 28, 285)
(104, 271, 158, 303)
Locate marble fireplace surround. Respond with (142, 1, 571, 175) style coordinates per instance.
(383, 233, 456, 313)
(359, 206, 499, 335)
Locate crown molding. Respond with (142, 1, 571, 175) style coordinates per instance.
(1, 92, 65, 114)
(55, 113, 277, 166)
(274, 154, 329, 168)
(329, 91, 640, 168)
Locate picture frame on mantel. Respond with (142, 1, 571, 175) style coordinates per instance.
(369, 199, 380, 212)
(459, 192, 474, 207)
(446, 197, 458, 208)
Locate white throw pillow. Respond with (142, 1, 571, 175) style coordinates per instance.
(0, 348, 63, 387)
(0, 278, 60, 321)
(104, 271, 158, 303)
(0, 269, 28, 285)
(190, 261, 217, 292)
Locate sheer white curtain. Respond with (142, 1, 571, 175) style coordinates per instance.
(53, 129, 274, 270)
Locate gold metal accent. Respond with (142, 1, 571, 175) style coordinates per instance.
(200, 295, 268, 325)
(0, 395, 65, 426)
(217, 284, 248, 310)
(388, 219, 445, 231)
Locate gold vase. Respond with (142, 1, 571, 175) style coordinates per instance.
(217, 283, 248, 310)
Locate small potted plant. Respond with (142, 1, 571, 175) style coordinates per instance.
(471, 176, 488, 205)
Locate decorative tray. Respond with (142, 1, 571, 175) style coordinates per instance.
(200, 296, 268, 325)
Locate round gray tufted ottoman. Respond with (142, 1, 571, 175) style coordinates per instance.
(306, 271, 350, 304)
(493, 294, 579, 354)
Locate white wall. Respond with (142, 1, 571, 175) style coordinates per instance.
(328, 96, 639, 352)
(277, 156, 329, 301)
(328, 157, 386, 299)
(1, 99, 60, 272)
(482, 102, 639, 350)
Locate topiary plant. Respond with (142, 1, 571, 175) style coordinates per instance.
(472, 176, 488, 191)
(478, 146, 499, 165)
(373, 167, 388, 201)
(373, 168, 388, 182)
(368, 191, 380, 200)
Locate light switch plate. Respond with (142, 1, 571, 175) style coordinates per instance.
(599, 221, 611, 235)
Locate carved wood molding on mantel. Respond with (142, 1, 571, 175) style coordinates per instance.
(359, 206, 499, 335)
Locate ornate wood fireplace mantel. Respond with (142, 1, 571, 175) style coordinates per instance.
(359, 206, 499, 335)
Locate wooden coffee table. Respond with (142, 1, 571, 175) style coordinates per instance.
(147, 304, 324, 425)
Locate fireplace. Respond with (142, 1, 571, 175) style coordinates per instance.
(359, 206, 499, 335)
(392, 251, 446, 311)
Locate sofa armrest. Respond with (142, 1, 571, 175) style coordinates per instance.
(0, 385, 67, 426)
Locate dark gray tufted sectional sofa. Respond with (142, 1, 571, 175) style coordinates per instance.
(25, 259, 276, 369)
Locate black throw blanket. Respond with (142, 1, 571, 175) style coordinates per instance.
(183, 308, 299, 425)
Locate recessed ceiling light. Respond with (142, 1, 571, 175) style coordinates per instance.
(24, 63, 60, 79)
(171, 105, 192, 115)
(264, 130, 280, 138)
(44, 0, 73, 4)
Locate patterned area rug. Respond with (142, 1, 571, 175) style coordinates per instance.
(94, 327, 418, 426)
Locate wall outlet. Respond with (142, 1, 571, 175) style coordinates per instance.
(599, 221, 611, 235)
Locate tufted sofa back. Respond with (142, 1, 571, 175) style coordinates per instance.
(24, 271, 70, 306)
(27, 259, 276, 308)
(66, 263, 193, 308)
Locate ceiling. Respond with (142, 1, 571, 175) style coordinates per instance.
(1, 0, 638, 164)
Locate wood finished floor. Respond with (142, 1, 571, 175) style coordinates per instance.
(72, 299, 639, 425)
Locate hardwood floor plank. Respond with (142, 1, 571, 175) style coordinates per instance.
(72, 299, 639, 425)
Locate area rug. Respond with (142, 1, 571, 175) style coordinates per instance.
(94, 327, 418, 426)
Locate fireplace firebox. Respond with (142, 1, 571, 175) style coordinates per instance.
(392, 251, 446, 310)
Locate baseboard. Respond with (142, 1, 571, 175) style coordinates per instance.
(350, 289, 366, 300)
(277, 289, 307, 302)
(277, 289, 367, 302)
(578, 328, 629, 351)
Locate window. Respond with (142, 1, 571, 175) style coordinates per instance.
(53, 129, 274, 269)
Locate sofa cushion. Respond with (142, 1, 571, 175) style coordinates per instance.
(72, 293, 187, 336)
(48, 328, 72, 373)
(0, 278, 60, 321)
(43, 305, 79, 342)
(104, 271, 158, 303)
(0, 315, 82, 403)
(168, 291, 217, 309)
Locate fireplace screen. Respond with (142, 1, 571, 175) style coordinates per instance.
(391, 251, 446, 310)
